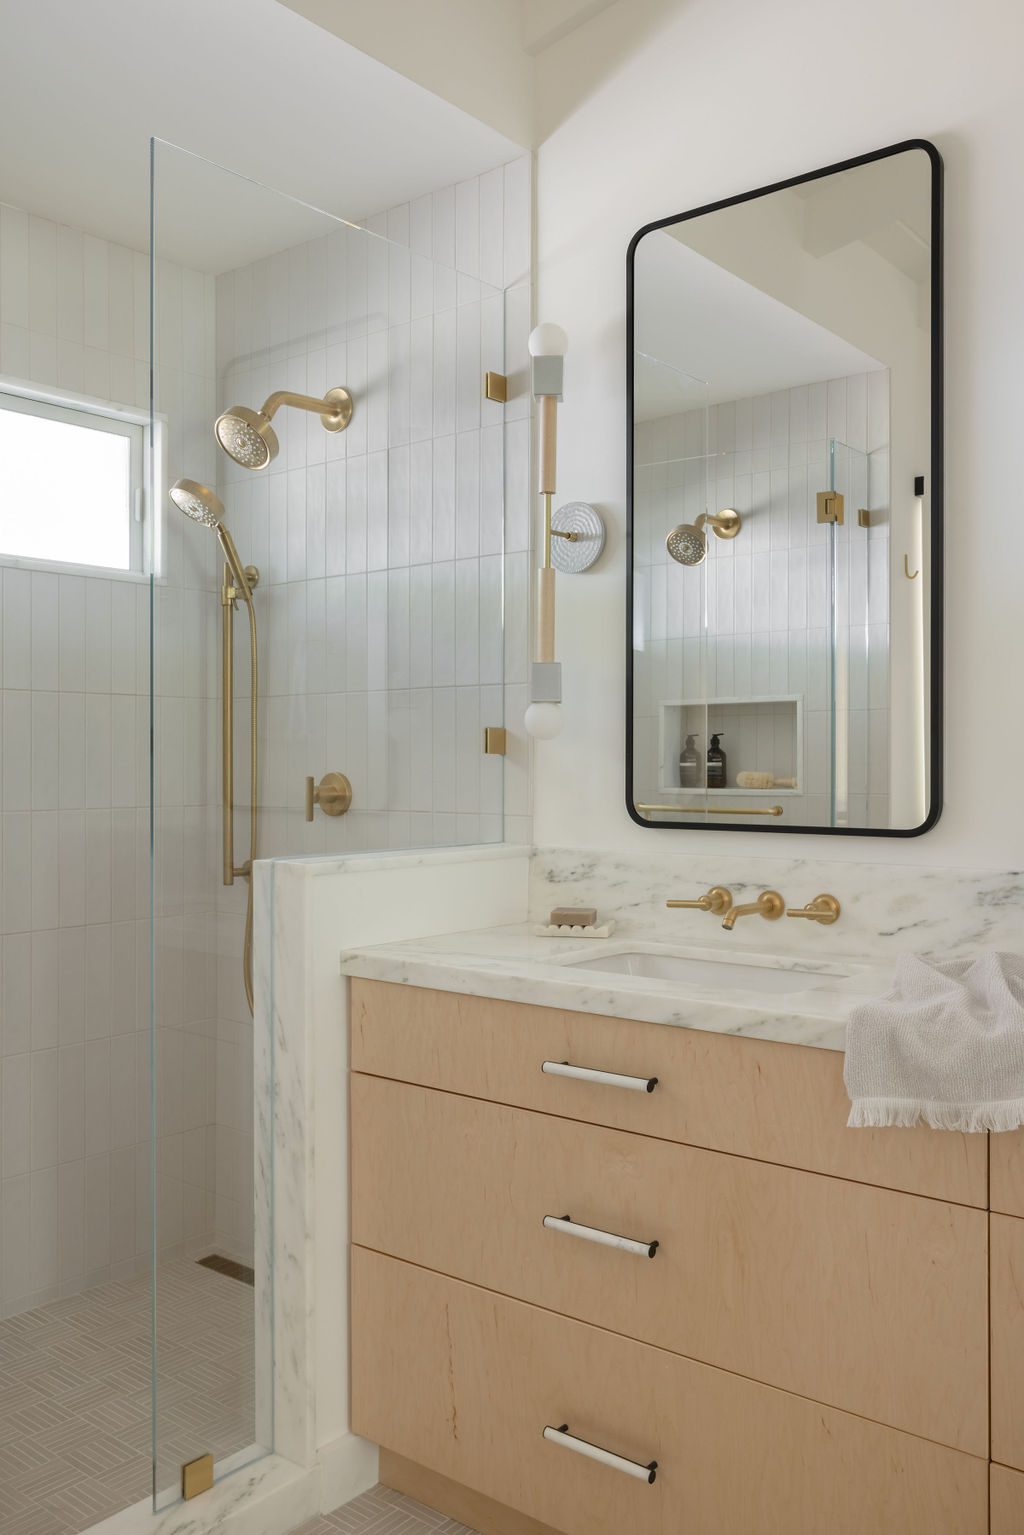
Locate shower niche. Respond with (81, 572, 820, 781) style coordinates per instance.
(657, 697, 802, 801)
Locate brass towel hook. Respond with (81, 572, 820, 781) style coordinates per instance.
(904, 554, 919, 580)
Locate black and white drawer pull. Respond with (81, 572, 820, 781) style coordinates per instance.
(541, 1060, 658, 1094)
(542, 1424, 658, 1484)
(543, 1214, 659, 1259)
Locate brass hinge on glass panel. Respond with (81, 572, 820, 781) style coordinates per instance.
(182, 1454, 214, 1501)
(484, 371, 508, 403)
(816, 490, 844, 525)
(483, 726, 507, 755)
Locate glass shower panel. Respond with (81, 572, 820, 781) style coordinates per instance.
(150, 139, 506, 1507)
(631, 353, 710, 820)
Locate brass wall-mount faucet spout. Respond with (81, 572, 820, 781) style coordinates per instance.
(787, 894, 841, 925)
(666, 886, 733, 916)
(721, 890, 785, 930)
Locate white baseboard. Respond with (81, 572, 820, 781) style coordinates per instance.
(317, 1432, 380, 1514)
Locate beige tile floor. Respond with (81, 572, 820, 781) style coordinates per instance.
(296, 1485, 480, 1535)
(0, 1256, 255, 1535)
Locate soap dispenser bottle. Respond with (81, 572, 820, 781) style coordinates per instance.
(679, 733, 700, 789)
(707, 732, 727, 790)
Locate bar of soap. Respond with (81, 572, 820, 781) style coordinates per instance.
(549, 906, 598, 928)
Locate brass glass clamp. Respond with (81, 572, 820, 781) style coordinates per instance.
(665, 886, 733, 916)
(305, 772, 353, 821)
(786, 893, 841, 925)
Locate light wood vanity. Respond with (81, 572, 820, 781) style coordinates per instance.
(349, 979, 1022, 1534)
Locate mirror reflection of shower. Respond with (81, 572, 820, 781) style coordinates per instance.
(666, 507, 742, 566)
(215, 385, 353, 469)
(170, 475, 260, 1015)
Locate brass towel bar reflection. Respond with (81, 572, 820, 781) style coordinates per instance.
(636, 804, 784, 817)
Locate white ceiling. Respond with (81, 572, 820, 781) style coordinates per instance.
(634, 233, 883, 420)
(0, 0, 522, 272)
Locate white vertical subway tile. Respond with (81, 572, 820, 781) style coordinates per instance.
(56, 223, 84, 344)
(478, 168, 504, 290)
(3, 570, 31, 689)
(455, 431, 480, 559)
(82, 235, 110, 353)
(31, 812, 59, 931)
(3, 691, 31, 811)
(432, 185, 456, 272)
(31, 933, 58, 1051)
(455, 302, 481, 434)
(31, 1049, 59, 1170)
(84, 580, 112, 693)
(366, 450, 389, 572)
(28, 216, 57, 336)
(2, 933, 31, 1056)
(58, 575, 86, 692)
(454, 178, 480, 279)
(0, 205, 30, 328)
(432, 307, 456, 438)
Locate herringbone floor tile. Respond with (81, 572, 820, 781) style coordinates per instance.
(0, 1257, 254, 1535)
(303, 1484, 481, 1535)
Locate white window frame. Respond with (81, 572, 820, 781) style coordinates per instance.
(0, 379, 160, 582)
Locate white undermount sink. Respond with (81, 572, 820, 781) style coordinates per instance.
(559, 946, 845, 994)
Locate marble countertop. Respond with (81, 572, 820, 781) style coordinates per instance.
(339, 924, 892, 1052)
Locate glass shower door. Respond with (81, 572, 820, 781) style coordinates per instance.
(149, 136, 508, 1508)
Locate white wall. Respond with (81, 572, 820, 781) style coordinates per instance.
(533, 0, 1024, 866)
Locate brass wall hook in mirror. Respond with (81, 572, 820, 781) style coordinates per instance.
(904, 554, 919, 579)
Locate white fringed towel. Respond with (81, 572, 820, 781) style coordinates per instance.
(844, 951, 1024, 1133)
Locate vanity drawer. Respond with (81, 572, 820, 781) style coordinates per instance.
(991, 1213, 1024, 1469)
(351, 1073, 988, 1454)
(990, 1129, 1024, 1216)
(350, 980, 986, 1206)
(992, 1464, 1024, 1534)
(350, 1246, 987, 1535)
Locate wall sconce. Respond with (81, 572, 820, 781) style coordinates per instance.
(524, 322, 568, 740)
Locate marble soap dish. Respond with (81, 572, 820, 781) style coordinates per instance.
(532, 920, 617, 939)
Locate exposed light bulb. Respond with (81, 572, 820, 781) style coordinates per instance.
(524, 701, 563, 740)
(528, 322, 568, 358)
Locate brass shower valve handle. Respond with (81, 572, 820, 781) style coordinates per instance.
(786, 893, 841, 925)
(666, 886, 733, 916)
(305, 771, 353, 821)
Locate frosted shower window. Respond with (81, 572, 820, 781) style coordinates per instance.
(0, 389, 143, 572)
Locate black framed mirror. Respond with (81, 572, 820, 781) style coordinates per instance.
(626, 140, 942, 836)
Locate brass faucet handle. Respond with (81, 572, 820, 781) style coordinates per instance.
(305, 771, 353, 822)
(666, 886, 733, 916)
(786, 893, 841, 925)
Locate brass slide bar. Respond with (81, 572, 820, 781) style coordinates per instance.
(220, 531, 259, 1017)
(636, 804, 784, 817)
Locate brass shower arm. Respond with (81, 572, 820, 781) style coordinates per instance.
(261, 389, 348, 422)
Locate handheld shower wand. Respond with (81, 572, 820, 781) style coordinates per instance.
(170, 478, 259, 1016)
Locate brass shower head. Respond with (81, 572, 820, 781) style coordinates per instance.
(215, 386, 353, 470)
(666, 508, 741, 566)
(170, 477, 225, 528)
(170, 478, 256, 600)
